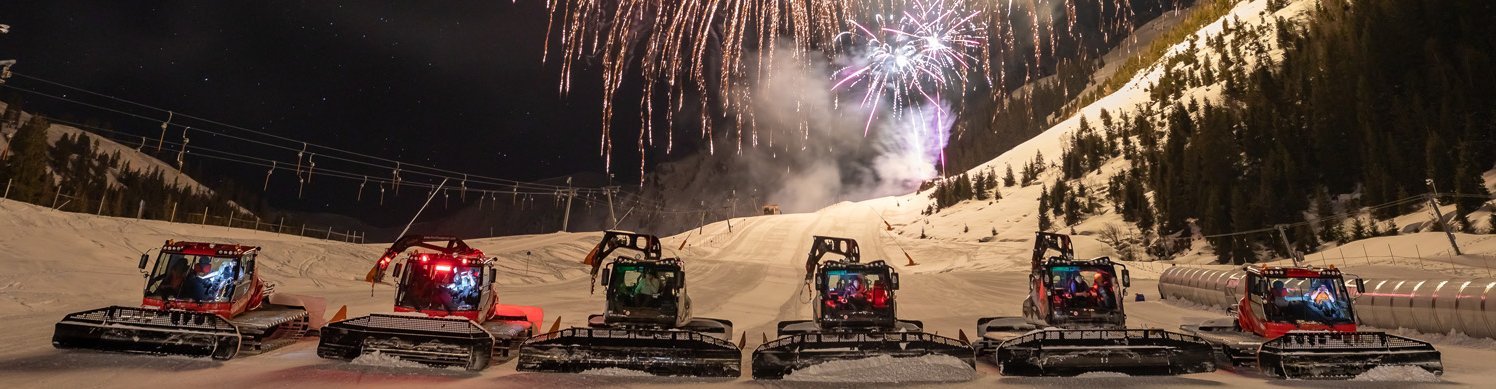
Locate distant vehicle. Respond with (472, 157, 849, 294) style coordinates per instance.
(762, 204, 781, 215)
(318, 234, 543, 371)
(53, 240, 311, 360)
(975, 232, 1215, 376)
(752, 236, 974, 379)
(518, 230, 742, 377)
(1181, 264, 1442, 379)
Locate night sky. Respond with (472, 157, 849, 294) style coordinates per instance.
(0, 1, 640, 216)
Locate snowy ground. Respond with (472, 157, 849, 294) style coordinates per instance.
(1, 198, 1493, 388)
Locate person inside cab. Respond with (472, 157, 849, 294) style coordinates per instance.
(836, 276, 868, 311)
(445, 267, 480, 310)
(148, 256, 191, 298)
(633, 270, 664, 307)
(1093, 272, 1116, 310)
(869, 279, 890, 309)
(182, 258, 219, 301)
(1304, 281, 1346, 322)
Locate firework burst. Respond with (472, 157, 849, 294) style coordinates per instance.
(832, 0, 984, 136)
(544, 0, 1145, 179)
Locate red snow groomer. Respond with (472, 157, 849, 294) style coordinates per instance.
(318, 235, 543, 371)
(52, 241, 311, 360)
(1182, 264, 1443, 379)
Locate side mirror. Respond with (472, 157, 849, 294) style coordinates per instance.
(137, 254, 150, 270)
(600, 270, 611, 286)
(1226, 305, 1238, 315)
(891, 273, 901, 290)
(393, 263, 403, 278)
(1355, 278, 1366, 294)
(1121, 269, 1131, 288)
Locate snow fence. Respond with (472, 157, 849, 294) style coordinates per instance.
(1157, 266, 1496, 339)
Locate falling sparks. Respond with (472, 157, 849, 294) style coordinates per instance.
(832, 0, 984, 136)
(544, 0, 1144, 180)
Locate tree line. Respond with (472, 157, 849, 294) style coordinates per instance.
(1054, 0, 1495, 263)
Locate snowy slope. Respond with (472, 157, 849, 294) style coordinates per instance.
(7, 185, 1496, 387)
(0, 101, 214, 196)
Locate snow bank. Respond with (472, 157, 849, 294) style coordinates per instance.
(781, 355, 976, 383)
(1074, 371, 1131, 378)
(579, 368, 654, 377)
(1351, 365, 1441, 382)
(350, 351, 427, 369)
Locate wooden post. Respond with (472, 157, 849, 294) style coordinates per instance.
(169, 202, 178, 222)
(201, 206, 209, 225)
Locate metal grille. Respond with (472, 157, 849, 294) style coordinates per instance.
(346, 313, 489, 335)
(1001, 328, 1206, 346)
(528, 327, 736, 348)
(760, 330, 967, 349)
(63, 306, 237, 332)
(1265, 331, 1434, 350)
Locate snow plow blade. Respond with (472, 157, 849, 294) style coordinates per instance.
(517, 327, 742, 377)
(318, 313, 496, 371)
(751, 331, 974, 379)
(1257, 331, 1442, 379)
(995, 329, 1216, 376)
(52, 306, 242, 360)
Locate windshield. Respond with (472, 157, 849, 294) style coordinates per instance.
(145, 253, 240, 302)
(1046, 266, 1121, 313)
(610, 264, 681, 314)
(820, 269, 893, 320)
(397, 261, 483, 312)
(1262, 276, 1354, 324)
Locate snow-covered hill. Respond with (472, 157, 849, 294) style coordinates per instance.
(0, 101, 214, 197)
(890, 0, 1496, 264)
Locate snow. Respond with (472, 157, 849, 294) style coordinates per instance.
(1351, 366, 1442, 383)
(1074, 371, 1132, 378)
(780, 355, 977, 383)
(579, 367, 655, 377)
(351, 351, 428, 369)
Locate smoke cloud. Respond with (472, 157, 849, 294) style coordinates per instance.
(737, 44, 951, 213)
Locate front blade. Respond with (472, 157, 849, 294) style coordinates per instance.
(52, 306, 241, 360)
(318, 313, 495, 371)
(1258, 331, 1442, 379)
(751, 331, 974, 380)
(995, 328, 1217, 376)
(518, 327, 742, 377)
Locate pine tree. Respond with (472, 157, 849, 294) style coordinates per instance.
(1349, 217, 1368, 241)
(1003, 164, 1016, 187)
(3, 117, 55, 203)
(1037, 192, 1053, 232)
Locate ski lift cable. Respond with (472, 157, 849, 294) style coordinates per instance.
(0, 77, 609, 194)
